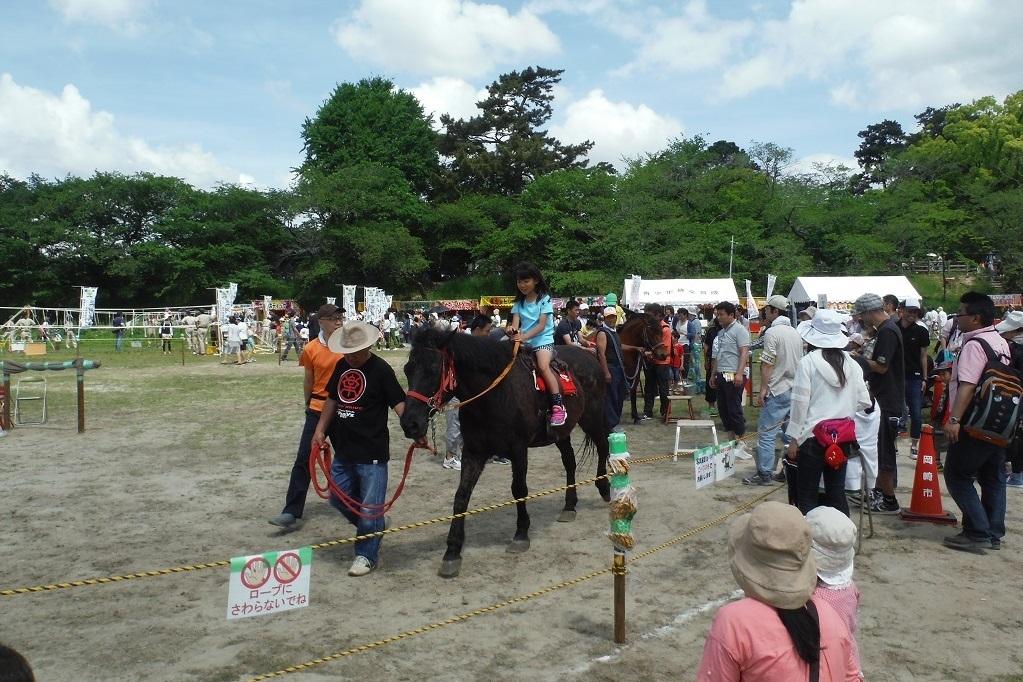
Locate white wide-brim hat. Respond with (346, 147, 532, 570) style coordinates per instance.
(327, 321, 381, 354)
(798, 309, 849, 349)
(995, 310, 1023, 334)
(806, 506, 856, 586)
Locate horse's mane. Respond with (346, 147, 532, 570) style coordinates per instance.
(412, 325, 515, 373)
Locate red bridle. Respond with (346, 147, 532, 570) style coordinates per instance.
(406, 348, 457, 410)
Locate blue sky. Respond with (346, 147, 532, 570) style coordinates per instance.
(1, 0, 1021, 188)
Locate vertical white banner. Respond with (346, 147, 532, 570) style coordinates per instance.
(342, 286, 356, 319)
(745, 280, 759, 319)
(629, 275, 642, 309)
(766, 274, 777, 301)
(79, 287, 98, 329)
(263, 295, 272, 316)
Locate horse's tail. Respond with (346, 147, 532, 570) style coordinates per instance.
(580, 433, 601, 470)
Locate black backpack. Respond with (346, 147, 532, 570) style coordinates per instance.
(962, 338, 1023, 447)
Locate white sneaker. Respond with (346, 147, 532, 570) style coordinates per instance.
(348, 555, 374, 576)
(442, 457, 462, 471)
(733, 442, 753, 460)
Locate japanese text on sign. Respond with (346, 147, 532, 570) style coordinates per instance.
(228, 547, 312, 620)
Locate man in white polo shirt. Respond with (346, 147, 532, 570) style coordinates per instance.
(744, 295, 804, 486)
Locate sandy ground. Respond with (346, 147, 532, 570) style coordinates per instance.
(1, 351, 1021, 682)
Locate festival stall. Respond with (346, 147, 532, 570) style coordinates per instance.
(621, 276, 740, 310)
(787, 276, 922, 306)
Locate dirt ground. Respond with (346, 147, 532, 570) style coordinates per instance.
(1, 350, 1021, 681)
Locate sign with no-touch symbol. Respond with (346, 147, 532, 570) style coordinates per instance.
(227, 546, 312, 620)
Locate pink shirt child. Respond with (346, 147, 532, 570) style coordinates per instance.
(696, 596, 861, 681)
(813, 581, 861, 673)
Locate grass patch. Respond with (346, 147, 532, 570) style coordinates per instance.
(907, 273, 992, 309)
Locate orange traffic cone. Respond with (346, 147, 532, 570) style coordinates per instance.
(900, 425, 957, 525)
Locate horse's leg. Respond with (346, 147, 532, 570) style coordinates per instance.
(630, 381, 640, 423)
(556, 438, 577, 522)
(439, 454, 486, 579)
(507, 446, 531, 552)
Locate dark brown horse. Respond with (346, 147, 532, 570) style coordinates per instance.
(618, 312, 669, 422)
(400, 324, 657, 578)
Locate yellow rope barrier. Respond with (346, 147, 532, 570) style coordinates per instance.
(248, 484, 781, 680)
(0, 424, 777, 597)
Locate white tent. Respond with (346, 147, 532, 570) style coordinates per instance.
(622, 277, 740, 308)
(787, 276, 922, 305)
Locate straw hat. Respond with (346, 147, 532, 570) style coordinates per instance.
(806, 506, 856, 586)
(798, 309, 849, 349)
(728, 501, 817, 610)
(327, 321, 381, 354)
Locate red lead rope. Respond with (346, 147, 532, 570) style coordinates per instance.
(309, 441, 430, 520)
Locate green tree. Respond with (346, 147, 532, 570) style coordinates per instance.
(852, 119, 906, 190)
(301, 77, 439, 194)
(437, 66, 595, 196)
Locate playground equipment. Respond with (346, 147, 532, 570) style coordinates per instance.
(0, 359, 102, 433)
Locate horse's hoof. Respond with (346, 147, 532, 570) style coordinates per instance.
(600, 490, 611, 503)
(438, 558, 462, 578)
(557, 510, 577, 523)
(506, 538, 530, 553)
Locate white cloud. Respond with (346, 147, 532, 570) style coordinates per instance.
(715, 0, 1023, 108)
(786, 152, 858, 178)
(550, 89, 682, 168)
(49, 0, 150, 33)
(333, 0, 560, 77)
(617, 0, 752, 76)
(0, 73, 244, 187)
(411, 77, 488, 124)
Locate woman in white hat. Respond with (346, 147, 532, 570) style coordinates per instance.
(697, 501, 861, 680)
(785, 309, 871, 516)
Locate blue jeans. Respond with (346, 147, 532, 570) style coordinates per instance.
(282, 338, 299, 357)
(115, 333, 124, 352)
(328, 458, 388, 565)
(756, 390, 791, 476)
(905, 377, 923, 439)
(944, 431, 1006, 541)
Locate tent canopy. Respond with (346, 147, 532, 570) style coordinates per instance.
(787, 276, 922, 305)
(622, 277, 740, 308)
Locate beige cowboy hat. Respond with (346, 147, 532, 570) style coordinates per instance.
(728, 501, 817, 610)
(327, 321, 381, 354)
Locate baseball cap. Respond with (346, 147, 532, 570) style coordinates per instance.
(766, 294, 789, 310)
(852, 293, 884, 315)
(317, 303, 342, 319)
(602, 306, 618, 318)
(903, 296, 922, 311)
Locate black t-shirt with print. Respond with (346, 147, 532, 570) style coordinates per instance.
(869, 317, 905, 413)
(900, 321, 930, 379)
(327, 354, 405, 463)
(555, 318, 581, 345)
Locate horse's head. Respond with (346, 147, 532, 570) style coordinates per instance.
(622, 310, 668, 360)
(645, 313, 669, 361)
(400, 325, 455, 439)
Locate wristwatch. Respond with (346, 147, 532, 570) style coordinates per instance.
(949, 416, 960, 424)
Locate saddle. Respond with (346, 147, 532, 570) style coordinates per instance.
(521, 353, 579, 396)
